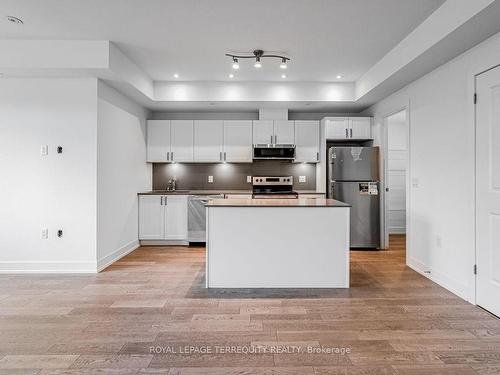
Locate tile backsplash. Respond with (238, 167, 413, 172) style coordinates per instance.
(153, 161, 316, 191)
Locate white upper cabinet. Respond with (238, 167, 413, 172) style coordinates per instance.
(325, 118, 350, 139)
(350, 117, 372, 139)
(147, 120, 171, 162)
(253, 120, 274, 144)
(194, 120, 224, 162)
(295, 120, 320, 163)
(170, 120, 194, 162)
(324, 117, 373, 140)
(223, 120, 253, 162)
(274, 120, 295, 144)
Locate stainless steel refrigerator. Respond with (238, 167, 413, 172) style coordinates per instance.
(327, 146, 380, 248)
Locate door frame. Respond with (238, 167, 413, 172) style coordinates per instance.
(473, 63, 500, 306)
(381, 106, 410, 258)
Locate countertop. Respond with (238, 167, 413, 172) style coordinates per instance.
(206, 198, 350, 207)
(138, 190, 326, 195)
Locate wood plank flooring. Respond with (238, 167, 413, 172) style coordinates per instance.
(0, 234, 499, 374)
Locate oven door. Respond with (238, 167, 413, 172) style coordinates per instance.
(253, 145, 295, 160)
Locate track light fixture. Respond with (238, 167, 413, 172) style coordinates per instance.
(226, 50, 290, 70)
(232, 57, 239, 70)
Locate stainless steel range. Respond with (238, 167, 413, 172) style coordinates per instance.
(252, 176, 298, 199)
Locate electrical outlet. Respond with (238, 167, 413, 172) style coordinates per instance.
(247, 176, 252, 183)
(208, 175, 213, 183)
(299, 176, 306, 183)
(40, 145, 48, 156)
(41, 228, 48, 240)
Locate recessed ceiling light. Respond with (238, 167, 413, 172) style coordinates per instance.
(173, 73, 179, 78)
(281, 74, 287, 79)
(228, 73, 234, 78)
(336, 75, 342, 79)
(6, 16, 23, 24)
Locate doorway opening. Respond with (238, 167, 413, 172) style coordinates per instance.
(384, 109, 409, 250)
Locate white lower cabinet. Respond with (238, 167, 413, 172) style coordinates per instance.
(138, 195, 165, 240)
(139, 195, 187, 241)
(164, 196, 188, 239)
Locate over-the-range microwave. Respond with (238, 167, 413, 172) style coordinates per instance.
(253, 144, 295, 160)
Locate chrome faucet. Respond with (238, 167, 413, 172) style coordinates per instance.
(167, 178, 177, 191)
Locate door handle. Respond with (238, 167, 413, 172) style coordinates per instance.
(345, 128, 348, 138)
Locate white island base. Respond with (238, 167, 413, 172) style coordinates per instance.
(206, 199, 350, 288)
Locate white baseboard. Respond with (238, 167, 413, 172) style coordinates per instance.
(407, 256, 471, 302)
(140, 240, 190, 246)
(97, 239, 140, 272)
(0, 261, 97, 273)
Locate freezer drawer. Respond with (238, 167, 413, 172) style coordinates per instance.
(330, 181, 380, 248)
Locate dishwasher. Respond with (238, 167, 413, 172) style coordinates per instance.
(188, 194, 224, 243)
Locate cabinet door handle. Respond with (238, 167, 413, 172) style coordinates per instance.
(224, 151, 227, 161)
(160, 196, 163, 205)
(317, 152, 319, 161)
(167, 151, 170, 161)
(350, 128, 353, 138)
(270, 135, 273, 144)
(171, 151, 173, 161)
(220, 151, 222, 161)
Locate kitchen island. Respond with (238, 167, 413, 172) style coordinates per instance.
(206, 198, 350, 288)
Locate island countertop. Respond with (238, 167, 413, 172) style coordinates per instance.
(206, 198, 350, 207)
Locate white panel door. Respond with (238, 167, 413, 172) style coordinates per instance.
(295, 120, 320, 162)
(147, 120, 171, 162)
(170, 120, 194, 162)
(476, 66, 500, 316)
(350, 117, 372, 139)
(165, 196, 188, 240)
(139, 195, 165, 240)
(274, 120, 295, 144)
(253, 120, 274, 144)
(325, 118, 349, 139)
(194, 120, 224, 162)
(223, 120, 253, 162)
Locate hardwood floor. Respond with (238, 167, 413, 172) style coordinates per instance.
(0, 234, 499, 374)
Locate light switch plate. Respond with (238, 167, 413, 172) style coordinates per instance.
(299, 176, 306, 183)
(247, 176, 252, 183)
(208, 175, 214, 183)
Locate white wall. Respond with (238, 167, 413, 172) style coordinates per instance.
(0, 78, 98, 272)
(96, 82, 151, 270)
(363, 30, 500, 302)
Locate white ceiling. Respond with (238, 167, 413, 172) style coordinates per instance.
(0, 0, 445, 82)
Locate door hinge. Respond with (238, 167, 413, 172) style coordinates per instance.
(474, 93, 477, 104)
(474, 264, 477, 275)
